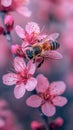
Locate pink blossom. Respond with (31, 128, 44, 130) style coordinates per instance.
(0, 0, 31, 17)
(15, 22, 46, 47)
(26, 74, 67, 117)
(15, 22, 44, 55)
(2, 57, 37, 99)
(15, 24, 62, 61)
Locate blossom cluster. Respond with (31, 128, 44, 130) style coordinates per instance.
(2, 21, 67, 117)
(0, 1, 69, 128)
(2, 56, 67, 117)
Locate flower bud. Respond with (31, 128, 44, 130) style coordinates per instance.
(54, 117, 64, 127)
(11, 44, 25, 57)
(31, 121, 45, 130)
(49, 117, 64, 130)
(4, 15, 14, 32)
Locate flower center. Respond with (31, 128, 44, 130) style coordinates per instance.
(39, 91, 55, 104)
(41, 92, 50, 101)
(17, 69, 31, 84)
(25, 32, 38, 45)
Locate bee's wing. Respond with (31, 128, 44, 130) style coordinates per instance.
(44, 50, 63, 59)
(46, 33, 59, 41)
(39, 33, 59, 44)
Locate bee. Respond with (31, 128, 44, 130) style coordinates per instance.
(24, 33, 62, 67)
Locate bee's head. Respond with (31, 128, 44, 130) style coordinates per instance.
(26, 49, 33, 59)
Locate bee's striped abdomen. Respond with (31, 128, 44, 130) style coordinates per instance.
(50, 40, 60, 50)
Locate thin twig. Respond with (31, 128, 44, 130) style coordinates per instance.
(39, 108, 50, 130)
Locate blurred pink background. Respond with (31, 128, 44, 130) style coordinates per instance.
(0, 0, 73, 130)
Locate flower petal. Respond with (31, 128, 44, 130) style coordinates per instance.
(15, 25, 25, 39)
(2, 73, 18, 86)
(36, 74, 49, 93)
(52, 96, 68, 107)
(1, 0, 12, 7)
(41, 103, 56, 117)
(46, 33, 59, 41)
(27, 60, 36, 75)
(14, 83, 26, 99)
(14, 57, 26, 72)
(25, 22, 40, 35)
(16, 6, 32, 17)
(50, 81, 66, 95)
(22, 42, 29, 53)
(26, 95, 42, 107)
(25, 77, 37, 91)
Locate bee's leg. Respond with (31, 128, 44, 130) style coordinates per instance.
(37, 57, 44, 68)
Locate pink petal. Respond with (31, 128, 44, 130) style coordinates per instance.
(27, 60, 36, 75)
(25, 77, 37, 91)
(50, 81, 66, 95)
(15, 25, 25, 39)
(1, 0, 12, 7)
(14, 83, 26, 99)
(25, 22, 40, 35)
(14, 57, 26, 72)
(52, 96, 68, 107)
(26, 95, 42, 107)
(2, 73, 18, 86)
(46, 33, 59, 41)
(36, 74, 49, 93)
(41, 103, 56, 117)
(16, 6, 31, 17)
(22, 42, 29, 53)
